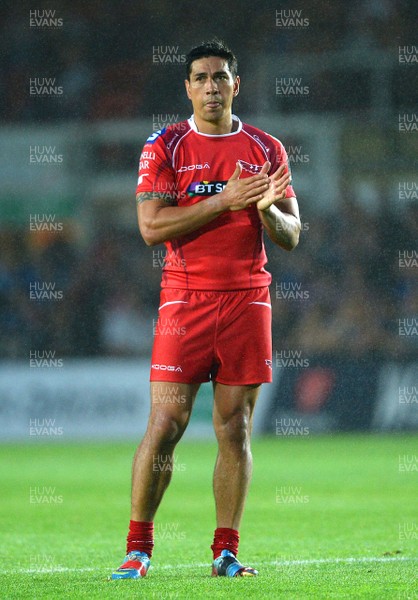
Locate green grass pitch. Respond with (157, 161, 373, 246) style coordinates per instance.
(1, 434, 416, 599)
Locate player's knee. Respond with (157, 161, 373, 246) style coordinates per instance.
(216, 410, 251, 448)
(149, 410, 190, 445)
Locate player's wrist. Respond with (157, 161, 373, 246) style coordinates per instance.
(257, 198, 274, 212)
(210, 191, 229, 213)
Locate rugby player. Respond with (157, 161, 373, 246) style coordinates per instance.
(112, 38, 300, 580)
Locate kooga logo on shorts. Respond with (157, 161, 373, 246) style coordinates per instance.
(187, 181, 227, 197)
(151, 364, 183, 372)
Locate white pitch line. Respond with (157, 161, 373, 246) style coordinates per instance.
(6, 556, 417, 575)
(270, 556, 416, 567)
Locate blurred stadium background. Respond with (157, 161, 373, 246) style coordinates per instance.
(0, 0, 417, 441)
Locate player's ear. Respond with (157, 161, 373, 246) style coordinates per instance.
(233, 75, 240, 97)
(185, 79, 192, 100)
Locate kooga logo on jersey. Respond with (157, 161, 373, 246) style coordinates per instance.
(187, 180, 227, 197)
(178, 163, 210, 172)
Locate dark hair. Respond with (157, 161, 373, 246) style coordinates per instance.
(186, 38, 238, 80)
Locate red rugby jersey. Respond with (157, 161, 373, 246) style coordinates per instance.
(136, 115, 296, 290)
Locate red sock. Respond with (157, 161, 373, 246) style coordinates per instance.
(211, 527, 239, 559)
(126, 520, 154, 557)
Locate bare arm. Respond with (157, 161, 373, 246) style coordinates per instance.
(137, 163, 269, 246)
(256, 163, 301, 250)
(258, 197, 301, 250)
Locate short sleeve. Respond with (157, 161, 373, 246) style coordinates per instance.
(136, 130, 177, 204)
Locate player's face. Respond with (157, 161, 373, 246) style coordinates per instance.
(185, 56, 239, 128)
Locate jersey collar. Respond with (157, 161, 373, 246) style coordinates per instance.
(188, 114, 242, 137)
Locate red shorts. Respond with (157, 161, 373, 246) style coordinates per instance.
(150, 287, 272, 385)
